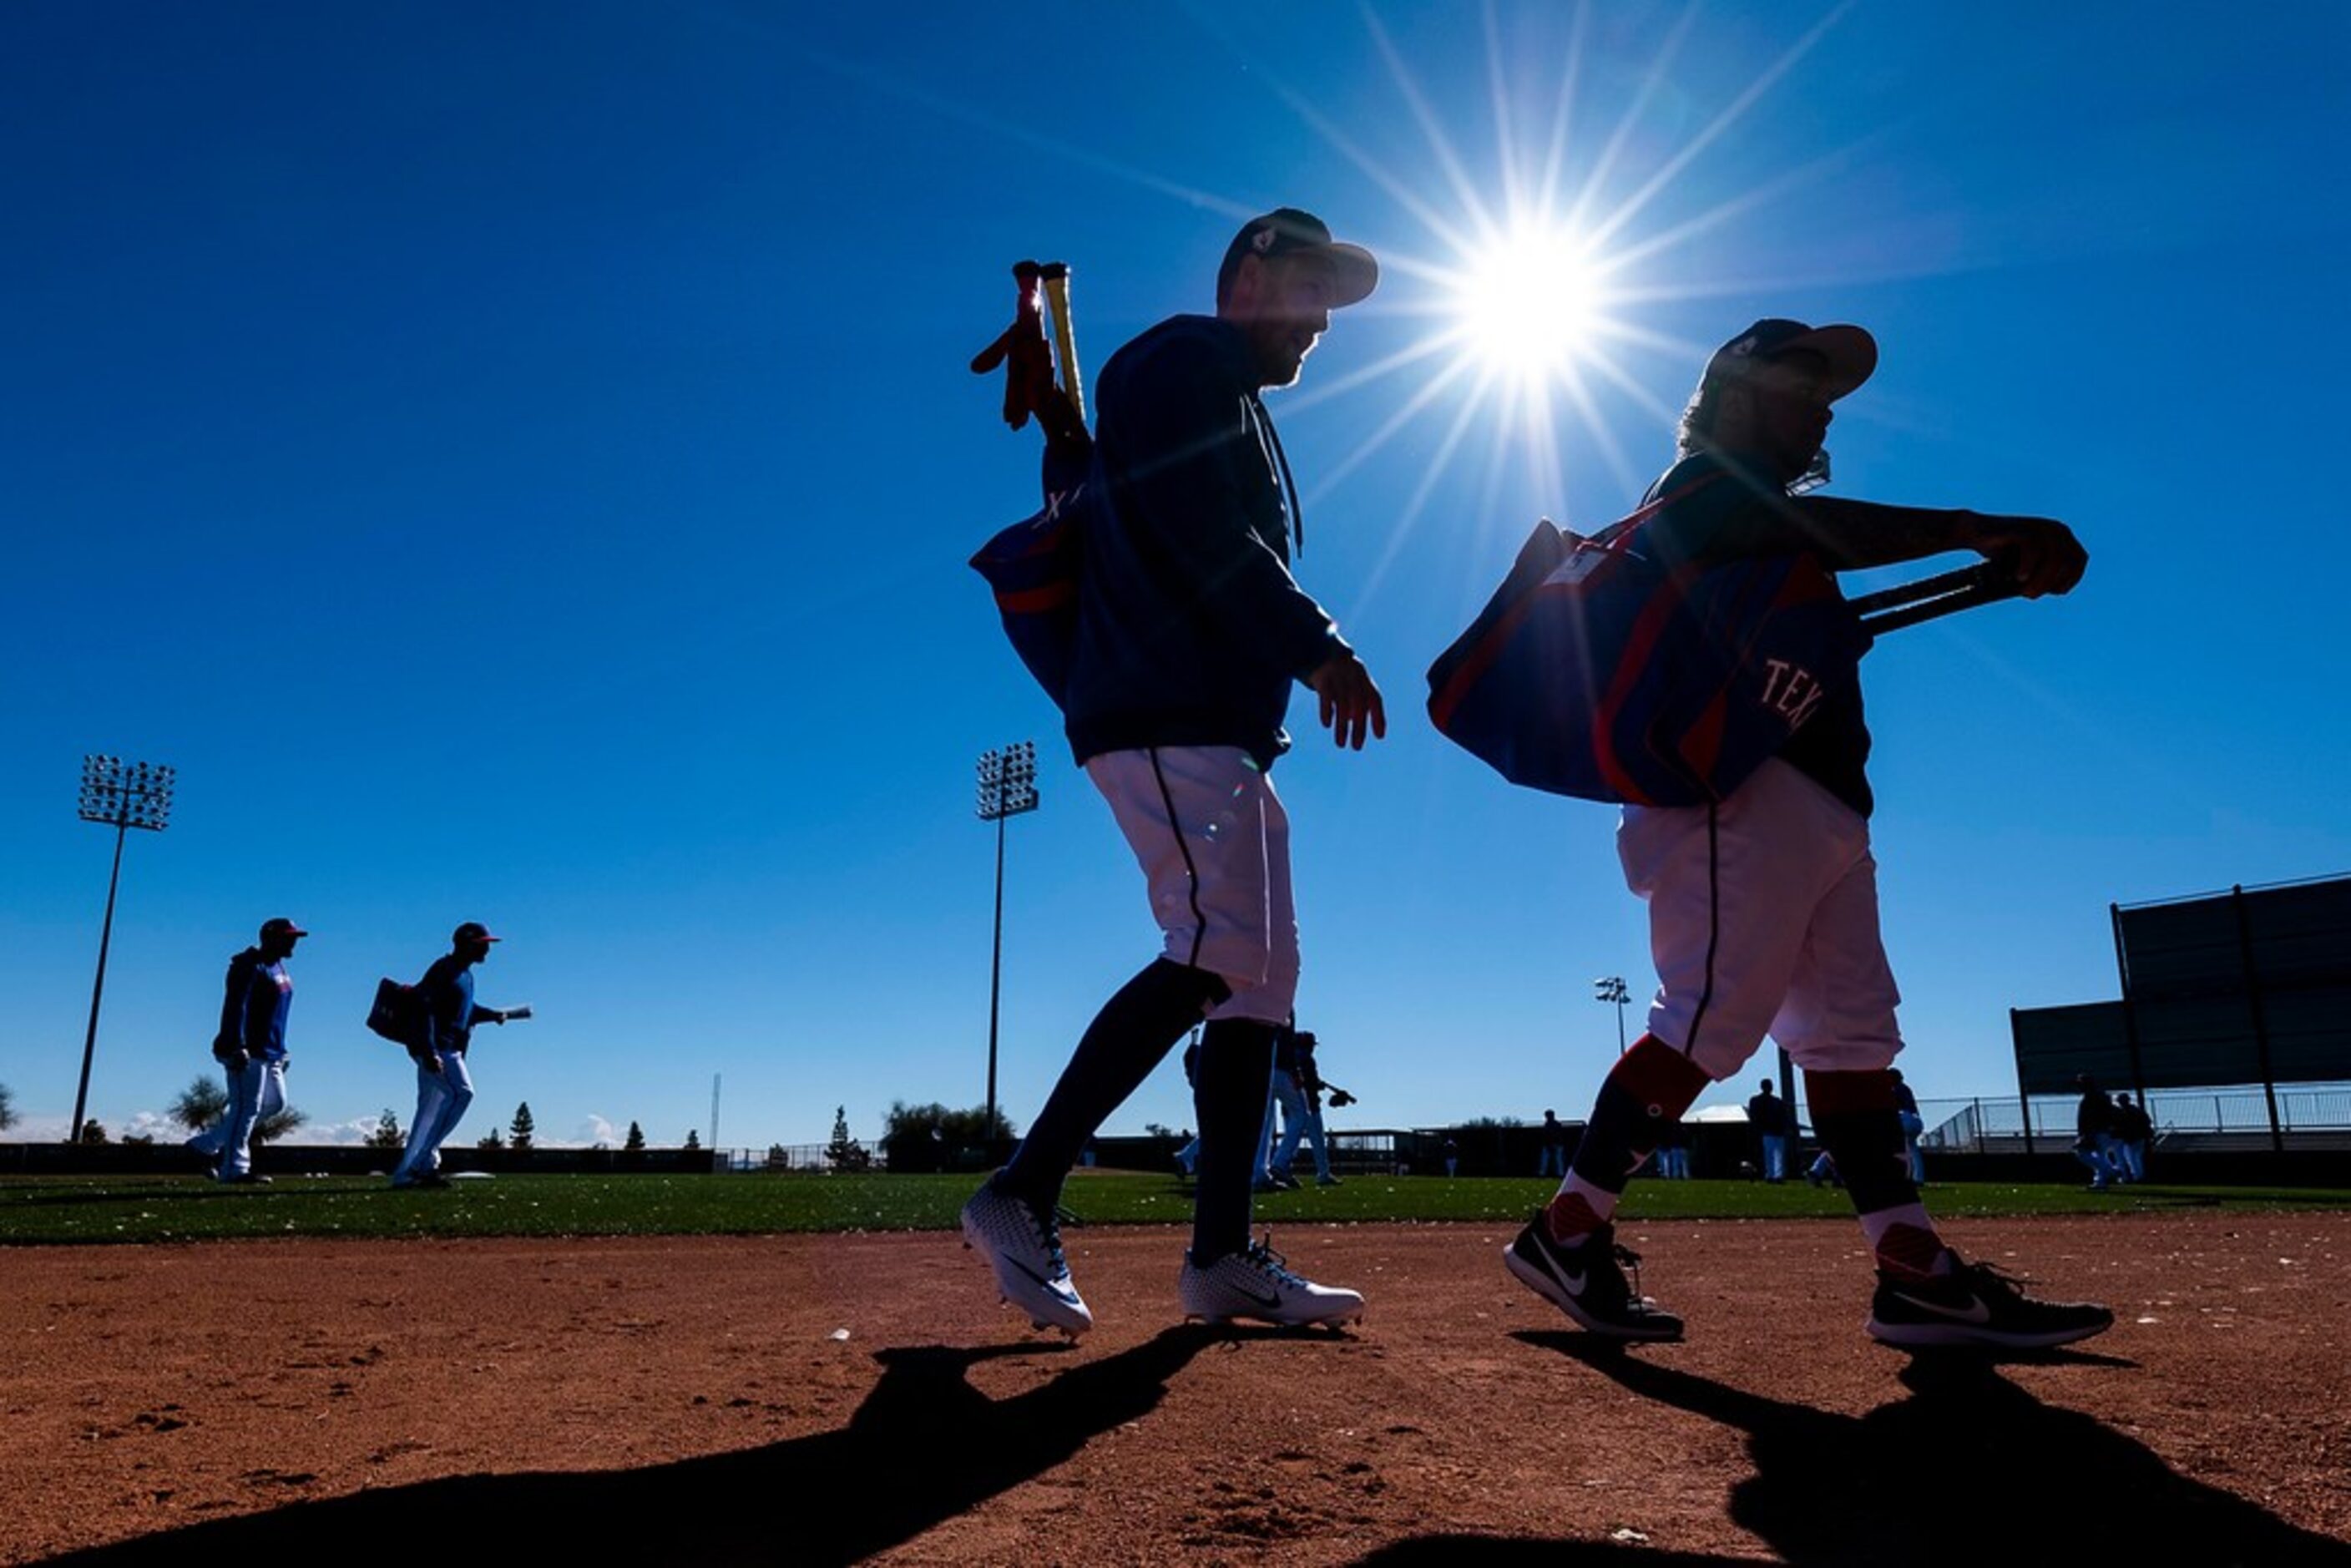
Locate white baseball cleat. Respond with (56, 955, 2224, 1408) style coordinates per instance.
(1179, 1236, 1364, 1328)
(960, 1179, 1093, 1338)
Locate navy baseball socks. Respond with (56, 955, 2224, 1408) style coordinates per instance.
(1178, 1017, 1365, 1327)
(1808, 1069, 2115, 1349)
(1186, 1017, 1277, 1263)
(1506, 1036, 1706, 1340)
(964, 959, 1227, 1336)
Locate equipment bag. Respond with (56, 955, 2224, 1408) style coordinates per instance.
(970, 444, 1094, 711)
(1426, 478, 1869, 807)
(366, 977, 425, 1048)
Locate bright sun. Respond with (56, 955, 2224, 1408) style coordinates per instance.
(1454, 228, 1605, 378)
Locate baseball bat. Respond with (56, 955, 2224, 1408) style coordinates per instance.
(1038, 262, 1084, 424)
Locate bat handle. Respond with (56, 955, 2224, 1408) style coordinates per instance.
(1846, 562, 2005, 616)
(1038, 263, 1084, 424)
(1850, 559, 2026, 636)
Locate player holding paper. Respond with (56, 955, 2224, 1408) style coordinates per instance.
(1504, 318, 2114, 1349)
(389, 921, 526, 1190)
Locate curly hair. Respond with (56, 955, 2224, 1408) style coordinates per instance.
(1675, 374, 1726, 458)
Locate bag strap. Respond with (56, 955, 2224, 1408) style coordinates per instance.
(1584, 469, 1725, 553)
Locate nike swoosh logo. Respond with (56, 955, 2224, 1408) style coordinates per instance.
(1004, 1257, 1078, 1302)
(1889, 1289, 1992, 1324)
(1530, 1246, 1588, 1297)
(1234, 1288, 1285, 1308)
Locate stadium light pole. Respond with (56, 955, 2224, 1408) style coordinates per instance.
(72, 756, 175, 1144)
(975, 742, 1039, 1157)
(1593, 975, 1631, 1056)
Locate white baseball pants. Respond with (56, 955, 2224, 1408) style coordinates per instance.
(1620, 758, 1904, 1080)
(201, 1057, 286, 1180)
(1084, 746, 1298, 1024)
(392, 1050, 476, 1182)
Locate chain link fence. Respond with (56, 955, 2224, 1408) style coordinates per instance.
(1917, 1085, 2351, 1152)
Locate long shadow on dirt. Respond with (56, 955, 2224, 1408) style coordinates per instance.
(42, 1327, 1223, 1566)
(1358, 1335, 2350, 1567)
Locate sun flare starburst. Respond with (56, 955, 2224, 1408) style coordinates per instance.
(1143, 3, 1863, 606)
(1452, 225, 1610, 381)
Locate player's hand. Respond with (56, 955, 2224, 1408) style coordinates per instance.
(1968, 514, 2087, 599)
(1309, 650, 1387, 750)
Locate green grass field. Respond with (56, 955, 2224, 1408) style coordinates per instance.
(3, 1169, 2346, 1247)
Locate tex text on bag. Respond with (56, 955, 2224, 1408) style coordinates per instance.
(1425, 488, 1868, 807)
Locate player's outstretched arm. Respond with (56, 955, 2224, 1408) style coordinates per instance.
(1792, 497, 2086, 595)
(1309, 648, 1387, 750)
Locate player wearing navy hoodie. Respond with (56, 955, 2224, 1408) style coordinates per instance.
(961, 210, 1385, 1333)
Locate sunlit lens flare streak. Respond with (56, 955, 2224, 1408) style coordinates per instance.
(1346, 366, 1507, 618)
(1561, 0, 1701, 237)
(1363, 5, 1504, 245)
(1580, 0, 1858, 254)
(1573, 341, 1694, 433)
(1536, 352, 1644, 503)
(1530, 1, 1593, 224)
(1276, 325, 1469, 418)
(1302, 351, 1487, 505)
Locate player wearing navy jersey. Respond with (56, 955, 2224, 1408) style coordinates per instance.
(390, 922, 518, 1189)
(1505, 318, 2113, 1350)
(190, 916, 305, 1184)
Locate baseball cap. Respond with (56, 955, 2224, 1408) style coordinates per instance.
(453, 921, 502, 945)
(259, 917, 308, 940)
(1217, 209, 1379, 309)
(1703, 318, 1878, 402)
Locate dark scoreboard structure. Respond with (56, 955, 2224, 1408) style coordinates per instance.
(2010, 875, 2351, 1151)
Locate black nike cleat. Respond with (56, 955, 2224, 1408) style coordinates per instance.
(1866, 1253, 2114, 1350)
(1504, 1213, 1683, 1341)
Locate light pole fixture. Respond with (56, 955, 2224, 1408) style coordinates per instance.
(73, 755, 175, 1144)
(1593, 974, 1631, 1056)
(975, 741, 1039, 1154)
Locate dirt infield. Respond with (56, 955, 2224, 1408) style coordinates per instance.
(5, 1212, 2347, 1565)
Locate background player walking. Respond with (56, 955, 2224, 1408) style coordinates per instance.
(1504, 317, 2113, 1351)
(390, 921, 522, 1189)
(187, 916, 305, 1185)
(962, 209, 1386, 1334)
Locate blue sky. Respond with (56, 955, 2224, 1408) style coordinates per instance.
(4, 3, 2346, 1152)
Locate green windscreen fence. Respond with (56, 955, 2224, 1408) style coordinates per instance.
(2011, 877, 2351, 1095)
